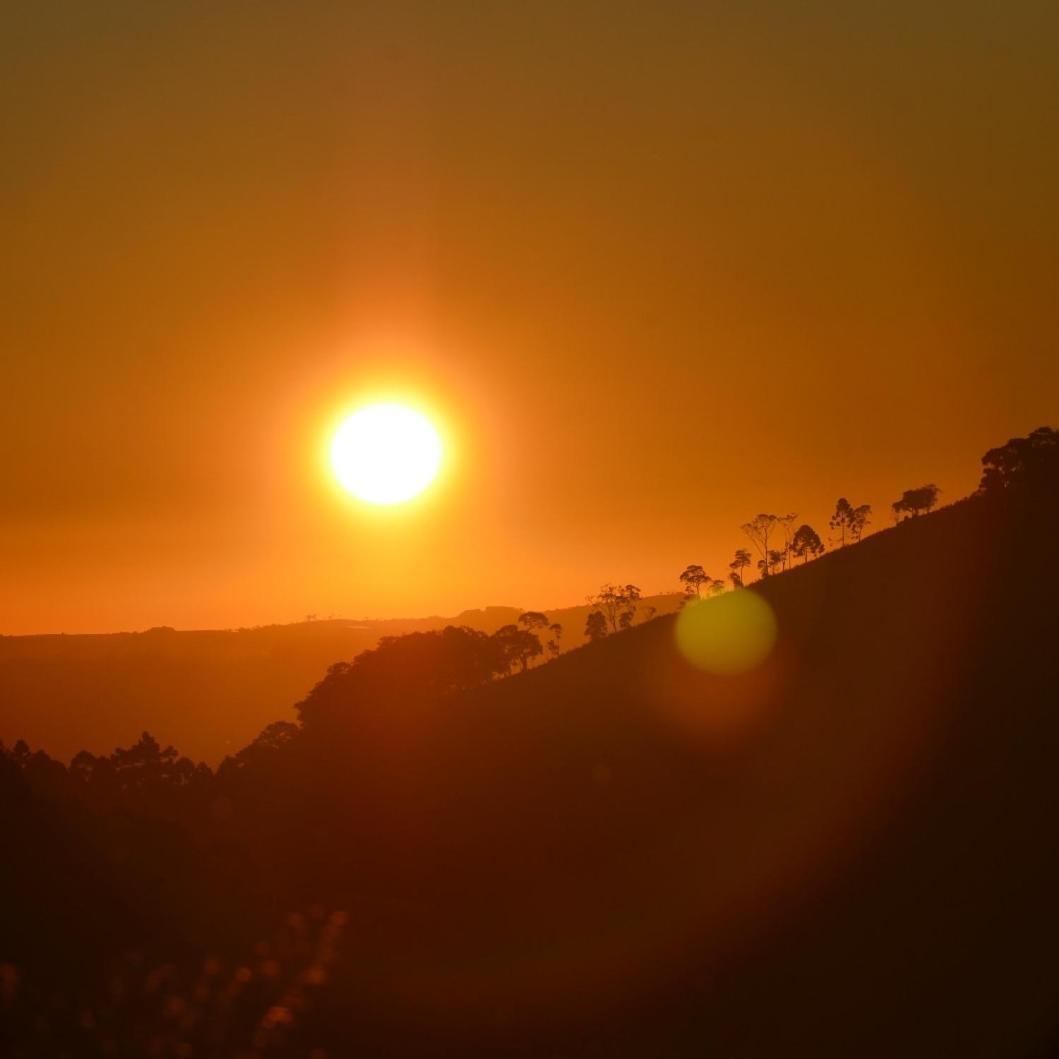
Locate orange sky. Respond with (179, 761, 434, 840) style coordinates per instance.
(2, 2, 1057, 634)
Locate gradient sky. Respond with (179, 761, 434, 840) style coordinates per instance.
(2, 1, 1057, 634)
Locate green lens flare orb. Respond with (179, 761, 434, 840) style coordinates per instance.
(675, 590, 778, 675)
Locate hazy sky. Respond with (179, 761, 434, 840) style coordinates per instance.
(3, 1, 1057, 634)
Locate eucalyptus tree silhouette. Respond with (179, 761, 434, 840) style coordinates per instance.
(545, 622, 563, 659)
(741, 514, 784, 577)
(729, 548, 752, 586)
(756, 549, 786, 577)
(584, 611, 608, 642)
(494, 624, 544, 673)
(829, 497, 872, 546)
(588, 583, 642, 632)
(791, 524, 825, 564)
(516, 611, 551, 666)
(518, 611, 550, 633)
(678, 564, 710, 600)
(777, 513, 798, 571)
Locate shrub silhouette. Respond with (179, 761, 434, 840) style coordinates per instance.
(892, 483, 940, 520)
(296, 625, 507, 730)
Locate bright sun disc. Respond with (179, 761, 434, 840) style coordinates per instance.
(330, 403, 443, 505)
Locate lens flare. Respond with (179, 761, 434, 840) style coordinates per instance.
(675, 590, 778, 675)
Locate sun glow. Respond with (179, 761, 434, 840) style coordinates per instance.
(330, 403, 443, 505)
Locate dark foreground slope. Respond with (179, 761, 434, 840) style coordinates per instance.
(442, 492, 1059, 1059)
(2, 489, 1058, 1058)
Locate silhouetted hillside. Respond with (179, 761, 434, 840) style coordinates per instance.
(2, 472, 1058, 1056)
(268, 488, 1059, 1057)
(0, 598, 681, 763)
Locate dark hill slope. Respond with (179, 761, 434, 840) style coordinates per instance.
(2, 492, 1056, 1058)
(0, 598, 679, 763)
(274, 492, 1059, 1057)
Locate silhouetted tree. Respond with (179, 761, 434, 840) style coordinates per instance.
(791, 524, 825, 564)
(777, 513, 798, 572)
(517, 612, 550, 666)
(518, 611, 550, 633)
(7, 740, 69, 802)
(493, 624, 544, 673)
(584, 611, 608, 642)
(850, 503, 871, 542)
(741, 514, 783, 577)
(297, 625, 506, 729)
(588, 583, 642, 632)
(223, 721, 300, 774)
(830, 497, 872, 547)
(892, 484, 940, 521)
(978, 426, 1059, 494)
(830, 497, 854, 546)
(729, 548, 752, 587)
(678, 564, 710, 600)
(757, 549, 785, 577)
(69, 748, 101, 786)
(545, 622, 563, 660)
(109, 732, 199, 793)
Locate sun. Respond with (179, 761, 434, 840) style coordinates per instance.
(330, 403, 443, 505)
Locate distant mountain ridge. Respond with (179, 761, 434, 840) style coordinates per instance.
(0, 596, 680, 764)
